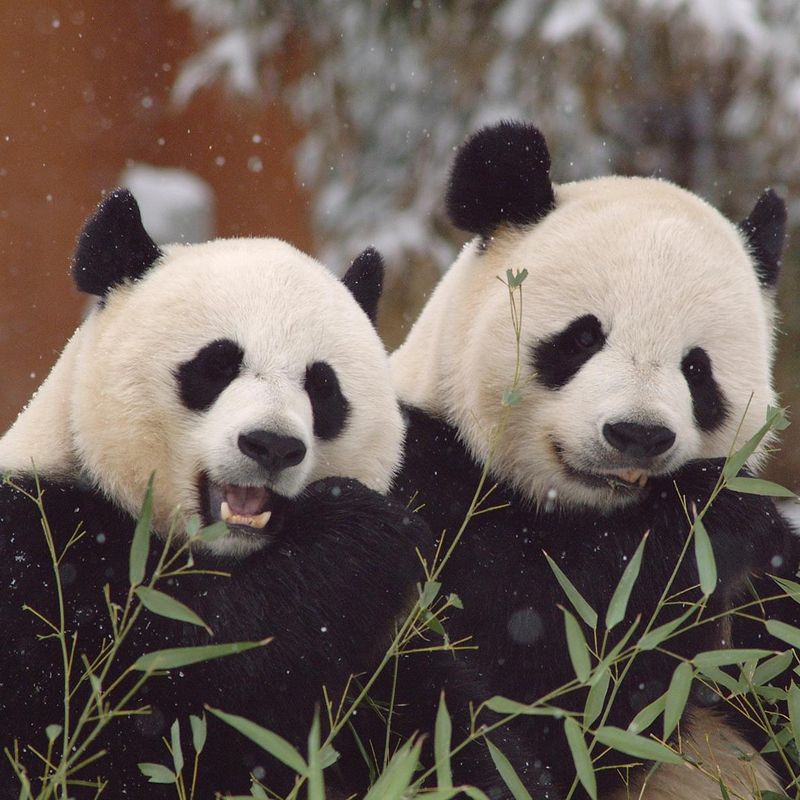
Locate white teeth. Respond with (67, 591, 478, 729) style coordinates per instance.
(608, 469, 649, 487)
(220, 502, 272, 530)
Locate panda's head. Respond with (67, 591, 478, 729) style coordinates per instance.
(392, 121, 787, 512)
(3, 190, 403, 556)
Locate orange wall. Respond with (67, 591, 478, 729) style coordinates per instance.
(0, 1, 311, 432)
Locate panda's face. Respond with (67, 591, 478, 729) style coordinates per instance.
(71, 238, 403, 556)
(394, 176, 778, 512)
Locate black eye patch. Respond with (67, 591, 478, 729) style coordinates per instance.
(305, 361, 350, 440)
(532, 314, 606, 389)
(176, 339, 244, 412)
(681, 347, 728, 432)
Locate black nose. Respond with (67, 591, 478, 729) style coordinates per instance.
(238, 431, 307, 472)
(602, 422, 676, 458)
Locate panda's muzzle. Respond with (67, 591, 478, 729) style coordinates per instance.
(199, 474, 282, 534)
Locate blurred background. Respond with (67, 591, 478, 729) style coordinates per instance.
(1, 0, 798, 485)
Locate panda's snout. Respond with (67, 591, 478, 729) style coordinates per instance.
(238, 430, 307, 473)
(602, 421, 676, 459)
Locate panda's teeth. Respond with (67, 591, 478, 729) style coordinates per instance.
(219, 501, 272, 530)
(609, 469, 649, 486)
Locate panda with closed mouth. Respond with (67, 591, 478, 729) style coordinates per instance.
(392, 121, 797, 799)
(0, 190, 450, 798)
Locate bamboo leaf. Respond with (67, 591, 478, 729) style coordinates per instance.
(134, 639, 270, 671)
(766, 619, 800, 649)
(692, 517, 717, 596)
(787, 683, 800, 755)
(595, 726, 683, 765)
(584, 667, 610, 728)
(362, 738, 422, 800)
(486, 738, 533, 800)
(484, 697, 564, 716)
(752, 650, 793, 686)
(435, 692, 453, 789)
(135, 586, 212, 634)
(722, 407, 788, 480)
(693, 664, 743, 695)
(138, 763, 176, 784)
(725, 477, 796, 498)
(663, 662, 693, 740)
(307, 710, 325, 800)
(544, 551, 597, 628)
(693, 649, 772, 669)
(637, 606, 697, 651)
(190, 714, 206, 754)
(170, 719, 184, 776)
(45, 724, 62, 743)
(773, 575, 800, 605)
(563, 608, 591, 683)
(129, 473, 154, 586)
(605, 534, 647, 631)
(207, 706, 307, 775)
(563, 718, 596, 800)
(196, 520, 229, 543)
(420, 580, 442, 610)
(628, 692, 666, 735)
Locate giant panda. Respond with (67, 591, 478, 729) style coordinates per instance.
(0, 190, 516, 798)
(391, 121, 797, 799)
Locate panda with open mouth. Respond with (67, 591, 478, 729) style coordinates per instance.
(0, 191, 519, 797)
(392, 121, 798, 799)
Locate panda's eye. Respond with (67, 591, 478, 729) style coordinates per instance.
(532, 314, 606, 389)
(305, 361, 350, 440)
(176, 338, 244, 412)
(681, 347, 710, 386)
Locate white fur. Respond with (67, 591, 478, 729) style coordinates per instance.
(0, 238, 404, 555)
(392, 176, 778, 512)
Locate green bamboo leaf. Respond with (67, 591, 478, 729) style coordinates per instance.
(595, 726, 683, 765)
(207, 706, 307, 775)
(725, 477, 796, 498)
(185, 514, 201, 538)
(486, 738, 533, 800)
(170, 719, 184, 776)
(787, 683, 800, 757)
(692, 517, 717, 596)
(130, 473, 155, 586)
(134, 639, 270, 671)
(250, 785, 269, 800)
(135, 586, 212, 634)
(484, 697, 564, 716)
(138, 763, 176, 784)
(663, 662, 693, 740)
(422, 610, 446, 637)
(692, 664, 743, 695)
(752, 650, 793, 686)
(45, 724, 62, 743)
(693, 648, 772, 669)
(362, 738, 422, 800)
(766, 619, 800, 649)
(544, 551, 597, 628)
(434, 692, 453, 789)
(584, 666, 610, 728)
(563, 608, 591, 683)
(628, 692, 666, 734)
(420, 580, 442, 610)
(320, 744, 340, 768)
(637, 606, 697, 651)
(448, 593, 464, 610)
(773, 575, 800, 605)
(722, 407, 788, 480)
(190, 714, 206, 754)
(605, 534, 648, 631)
(196, 520, 229, 543)
(307, 710, 324, 800)
(563, 718, 596, 800)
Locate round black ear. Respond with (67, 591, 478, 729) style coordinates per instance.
(739, 188, 787, 289)
(71, 188, 162, 297)
(342, 247, 384, 324)
(445, 120, 556, 239)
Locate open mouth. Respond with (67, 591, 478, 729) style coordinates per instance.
(552, 443, 653, 492)
(198, 473, 286, 539)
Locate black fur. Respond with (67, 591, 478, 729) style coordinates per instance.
(0, 475, 524, 798)
(739, 189, 787, 289)
(446, 120, 556, 239)
(393, 406, 797, 798)
(341, 247, 384, 323)
(532, 314, 605, 389)
(681, 346, 729, 432)
(176, 338, 244, 412)
(304, 361, 350, 440)
(72, 189, 162, 297)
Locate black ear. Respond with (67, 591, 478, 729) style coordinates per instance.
(739, 189, 787, 289)
(342, 247, 384, 324)
(72, 188, 162, 297)
(446, 120, 556, 239)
